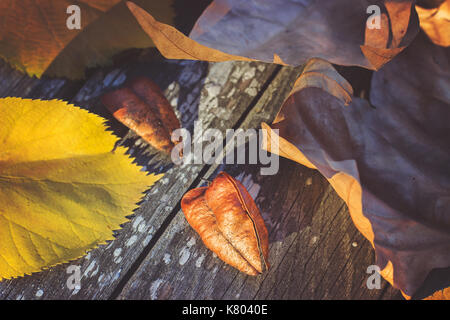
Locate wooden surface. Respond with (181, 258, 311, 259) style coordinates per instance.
(0, 49, 403, 300)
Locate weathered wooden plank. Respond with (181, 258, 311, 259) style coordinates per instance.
(117, 161, 400, 300)
(0, 59, 77, 100)
(116, 66, 402, 300)
(0, 51, 279, 299)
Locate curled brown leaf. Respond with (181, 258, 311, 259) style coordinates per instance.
(101, 77, 180, 153)
(181, 172, 269, 275)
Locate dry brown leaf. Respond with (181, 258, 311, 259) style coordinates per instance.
(127, 1, 252, 62)
(262, 33, 450, 298)
(416, 0, 450, 46)
(128, 0, 419, 70)
(189, 0, 419, 70)
(101, 77, 180, 153)
(181, 172, 269, 275)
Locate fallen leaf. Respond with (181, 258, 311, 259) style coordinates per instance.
(128, 76, 181, 140)
(126, 1, 251, 62)
(181, 172, 269, 275)
(416, 0, 450, 46)
(0, 0, 175, 79)
(262, 32, 450, 298)
(101, 76, 181, 153)
(129, 0, 419, 70)
(0, 98, 162, 280)
(425, 288, 450, 300)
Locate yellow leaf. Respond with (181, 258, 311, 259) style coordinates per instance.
(0, 98, 162, 280)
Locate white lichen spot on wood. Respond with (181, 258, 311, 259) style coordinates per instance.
(35, 289, 44, 297)
(84, 260, 97, 277)
(179, 247, 191, 265)
(132, 216, 145, 230)
(245, 79, 259, 97)
(142, 234, 153, 247)
(187, 237, 196, 248)
(310, 236, 319, 245)
(227, 87, 236, 98)
(163, 253, 171, 265)
(112, 269, 122, 281)
(126, 235, 138, 247)
(98, 273, 112, 289)
(150, 279, 164, 300)
(71, 287, 80, 295)
(113, 248, 123, 264)
(243, 68, 256, 81)
(207, 96, 219, 111)
(196, 254, 206, 268)
(138, 222, 147, 233)
(113, 248, 122, 257)
(91, 265, 100, 277)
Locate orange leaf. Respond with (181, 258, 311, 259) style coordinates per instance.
(181, 172, 269, 275)
(416, 0, 450, 47)
(101, 77, 180, 153)
(0, 0, 175, 79)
